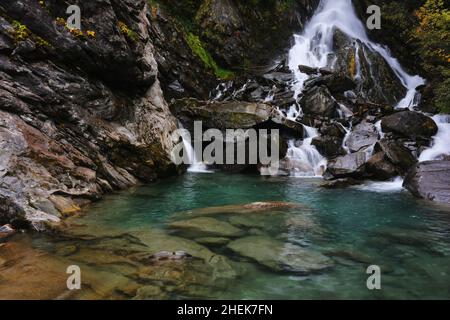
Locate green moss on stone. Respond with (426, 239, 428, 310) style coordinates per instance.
(185, 32, 234, 80)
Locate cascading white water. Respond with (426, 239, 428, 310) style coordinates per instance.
(284, 0, 426, 178)
(286, 125, 327, 177)
(288, 0, 424, 109)
(179, 126, 211, 173)
(419, 115, 450, 162)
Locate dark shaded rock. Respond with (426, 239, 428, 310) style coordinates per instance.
(299, 86, 338, 118)
(311, 136, 346, 158)
(324, 152, 367, 179)
(299, 65, 319, 75)
(320, 122, 347, 138)
(381, 111, 438, 140)
(375, 140, 417, 174)
(304, 73, 356, 95)
(365, 152, 398, 181)
(345, 121, 379, 152)
(403, 161, 450, 204)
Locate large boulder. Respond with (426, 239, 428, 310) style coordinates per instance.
(381, 111, 438, 140)
(299, 86, 338, 118)
(345, 121, 379, 152)
(324, 152, 367, 179)
(365, 152, 398, 181)
(311, 136, 346, 158)
(374, 140, 417, 174)
(170, 98, 304, 137)
(403, 161, 450, 203)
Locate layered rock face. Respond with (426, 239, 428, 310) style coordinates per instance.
(404, 161, 450, 204)
(0, 0, 178, 229)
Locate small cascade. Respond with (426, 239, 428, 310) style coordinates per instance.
(179, 126, 212, 173)
(374, 120, 385, 140)
(340, 123, 352, 154)
(286, 125, 327, 177)
(419, 115, 450, 162)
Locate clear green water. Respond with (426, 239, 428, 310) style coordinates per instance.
(4, 173, 450, 299)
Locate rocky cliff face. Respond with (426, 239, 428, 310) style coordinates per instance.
(0, 0, 179, 229)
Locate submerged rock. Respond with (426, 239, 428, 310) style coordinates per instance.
(195, 237, 230, 246)
(403, 160, 450, 203)
(227, 236, 333, 274)
(169, 217, 245, 238)
(381, 111, 438, 140)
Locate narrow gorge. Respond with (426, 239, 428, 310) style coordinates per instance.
(0, 0, 449, 300)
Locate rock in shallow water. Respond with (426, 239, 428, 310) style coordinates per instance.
(403, 160, 450, 204)
(227, 236, 333, 274)
(169, 217, 245, 238)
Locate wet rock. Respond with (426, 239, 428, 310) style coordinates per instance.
(311, 135, 346, 158)
(49, 196, 81, 216)
(321, 178, 361, 189)
(304, 73, 356, 95)
(324, 152, 367, 179)
(0, 224, 15, 239)
(345, 121, 379, 152)
(227, 236, 333, 274)
(333, 30, 407, 105)
(298, 65, 319, 75)
(375, 140, 417, 174)
(381, 111, 438, 140)
(299, 86, 338, 118)
(320, 122, 347, 138)
(403, 160, 450, 203)
(169, 217, 245, 238)
(365, 152, 398, 181)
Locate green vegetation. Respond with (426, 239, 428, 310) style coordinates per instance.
(9, 20, 51, 47)
(118, 21, 139, 42)
(10, 20, 30, 42)
(185, 32, 234, 80)
(413, 0, 450, 113)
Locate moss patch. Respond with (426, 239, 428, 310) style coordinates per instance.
(185, 32, 234, 80)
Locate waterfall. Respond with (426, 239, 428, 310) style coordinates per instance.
(179, 125, 211, 173)
(288, 0, 424, 108)
(286, 125, 327, 177)
(283, 0, 426, 177)
(419, 115, 450, 162)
